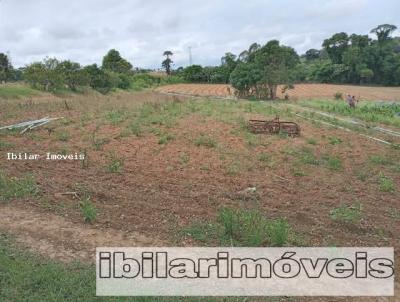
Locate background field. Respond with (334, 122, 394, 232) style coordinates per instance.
(156, 83, 400, 101)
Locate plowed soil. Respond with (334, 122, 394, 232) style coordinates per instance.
(156, 83, 400, 101)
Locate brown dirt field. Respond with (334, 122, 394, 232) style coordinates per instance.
(0, 91, 400, 300)
(156, 83, 400, 101)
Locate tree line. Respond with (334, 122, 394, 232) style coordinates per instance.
(0, 24, 398, 98)
(172, 24, 400, 99)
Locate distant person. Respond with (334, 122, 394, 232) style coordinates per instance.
(346, 94, 352, 106)
(349, 96, 357, 108)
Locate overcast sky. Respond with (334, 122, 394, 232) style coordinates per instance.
(0, 0, 399, 69)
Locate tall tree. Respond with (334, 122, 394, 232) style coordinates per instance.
(102, 49, 132, 74)
(370, 24, 397, 43)
(162, 51, 173, 75)
(0, 53, 12, 83)
(322, 32, 349, 64)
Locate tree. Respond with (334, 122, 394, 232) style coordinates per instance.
(304, 49, 321, 61)
(162, 51, 173, 75)
(83, 64, 114, 94)
(56, 60, 89, 91)
(322, 32, 349, 64)
(102, 49, 132, 74)
(253, 40, 299, 99)
(370, 24, 397, 43)
(182, 65, 205, 82)
(0, 53, 12, 83)
(23, 58, 64, 91)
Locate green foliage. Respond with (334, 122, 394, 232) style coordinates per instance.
(330, 203, 363, 224)
(0, 53, 14, 82)
(185, 207, 293, 247)
(378, 172, 395, 192)
(106, 152, 124, 173)
(0, 84, 39, 99)
(102, 49, 132, 74)
(334, 92, 343, 100)
(0, 173, 39, 202)
(79, 197, 97, 224)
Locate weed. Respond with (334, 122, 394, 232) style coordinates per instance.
(158, 133, 175, 145)
(79, 197, 97, 224)
(323, 155, 343, 171)
(194, 134, 217, 148)
(369, 155, 392, 166)
(0, 140, 14, 150)
(129, 121, 143, 137)
(226, 161, 241, 176)
(330, 203, 362, 224)
(334, 92, 343, 100)
(106, 152, 124, 173)
(179, 153, 190, 165)
(378, 172, 395, 192)
(328, 137, 342, 145)
(104, 109, 127, 125)
(300, 148, 319, 165)
(0, 173, 39, 202)
(184, 207, 293, 247)
(56, 130, 70, 142)
(306, 138, 318, 145)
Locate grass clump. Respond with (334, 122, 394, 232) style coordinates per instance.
(322, 155, 343, 171)
(194, 134, 217, 148)
(369, 155, 392, 166)
(56, 130, 70, 142)
(378, 172, 395, 192)
(104, 109, 127, 125)
(0, 173, 39, 202)
(330, 203, 362, 224)
(328, 137, 342, 145)
(184, 207, 294, 247)
(106, 152, 124, 173)
(158, 133, 175, 145)
(79, 197, 97, 224)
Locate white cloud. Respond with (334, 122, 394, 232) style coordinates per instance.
(0, 0, 399, 68)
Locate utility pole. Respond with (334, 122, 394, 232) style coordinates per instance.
(188, 46, 193, 66)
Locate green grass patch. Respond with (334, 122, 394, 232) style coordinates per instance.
(0, 84, 40, 99)
(184, 207, 300, 247)
(322, 155, 343, 171)
(194, 134, 217, 148)
(0, 173, 39, 202)
(298, 99, 400, 128)
(330, 203, 363, 224)
(378, 172, 395, 192)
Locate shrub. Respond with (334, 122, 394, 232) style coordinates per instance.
(334, 92, 343, 100)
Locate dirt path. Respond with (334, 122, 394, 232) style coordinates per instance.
(0, 204, 164, 263)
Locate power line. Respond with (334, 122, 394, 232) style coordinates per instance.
(188, 46, 193, 66)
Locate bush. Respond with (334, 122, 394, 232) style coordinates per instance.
(334, 92, 343, 100)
